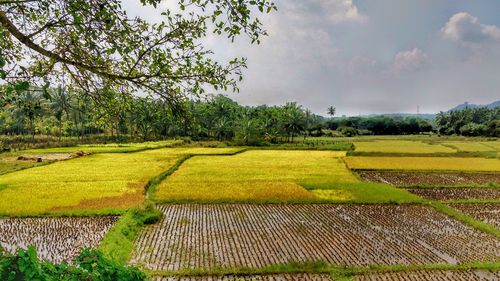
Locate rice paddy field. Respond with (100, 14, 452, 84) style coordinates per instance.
(353, 140, 456, 154)
(345, 156, 500, 171)
(0, 137, 499, 280)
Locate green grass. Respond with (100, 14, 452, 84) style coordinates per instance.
(0, 160, 44, 175)
(354, 140, 457, 154)
(304, 182, 422, 204)
(345, 156, 500, 172)
(428, 202, 500, 239)
(146, 260, 500, 279)
(14, 139, 183, 154)
(99, 204, 162, 264)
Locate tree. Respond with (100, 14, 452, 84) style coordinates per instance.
(0, 0, 276, 108)
(327, 106, 336, 117)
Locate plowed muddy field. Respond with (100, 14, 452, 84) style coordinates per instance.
(0, 216, 118, 263)
(131, 205, 499, 271)
(408, 188, 500, 201)
(356, 269, 499, 281)
(358, 171, 500, 186)
(153, 274, 332, 281)
(451, 203, 500, 228)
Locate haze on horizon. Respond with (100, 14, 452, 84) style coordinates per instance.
(124, 0, 500, 116)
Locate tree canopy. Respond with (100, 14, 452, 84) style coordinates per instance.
(0, 0, 276, 108)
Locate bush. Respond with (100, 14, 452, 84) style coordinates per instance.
(459, 123, 488, 136)
(0, 246, 148, 281)
(337, 126, 358, 137)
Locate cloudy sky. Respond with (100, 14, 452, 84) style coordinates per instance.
(125, 0, 500, 116)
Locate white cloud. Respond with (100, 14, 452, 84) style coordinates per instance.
(441, 12, 500, 43)
(393, 48, 429, 73)
(319, 0, 367, 24)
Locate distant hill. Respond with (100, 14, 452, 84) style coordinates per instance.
(449, 101, 500, 111)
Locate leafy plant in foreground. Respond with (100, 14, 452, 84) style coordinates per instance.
(0, 246, 148, 281)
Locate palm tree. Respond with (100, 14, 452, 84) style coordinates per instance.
(327, 106, 336, 117)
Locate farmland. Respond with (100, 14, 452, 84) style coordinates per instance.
(353, 140, 456, 154)
(0, 138, 499, 280)
(131, 204, 499, 271)
(357, 171, 500, 186)
(345, 156, 500, 172)
(154, 150, 417, 203)
(0, 216, 117, 263)
(0, 147, 243, 215)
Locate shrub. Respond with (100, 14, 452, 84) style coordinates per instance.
(338, 126, 358, 137)
(0, 246, 148, 281)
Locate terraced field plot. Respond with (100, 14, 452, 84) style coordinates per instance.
(346, 157, 500, 172)
(155, 150, 356, 202)
(353, 140, 456, 154)
(155, 150, 417, 203)
(131, 204, 499, 271)
(441, 141, 499, 152)
(356, 269, 500, 281)
(19, 140, 183, 154)
(154, 274, 332, 281)
(408, 188, 500, 201)
(0, 216, 117, 263)
(0, 147, 242, 215)
(357, 171, 500, 186)
(451, 203, 500, 228)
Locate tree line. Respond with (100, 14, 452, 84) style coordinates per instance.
(1, 87, 498, 144)
(435, 107, 500, 137)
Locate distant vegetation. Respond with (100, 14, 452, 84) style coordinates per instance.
(435, 107, 499, 137)
(0, 90, 498, 153)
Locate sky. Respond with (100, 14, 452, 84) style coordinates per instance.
(123, 0, 500, 116)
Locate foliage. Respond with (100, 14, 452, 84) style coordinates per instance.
(0, 246, 147, 281)
(345, 156, 500, 172)
(328, 116, 434, 135)
(435, 107, 500, 137)
(99, 204, 162, 265)
(0, 92, 331, 144)
(0, 0, 276, 107)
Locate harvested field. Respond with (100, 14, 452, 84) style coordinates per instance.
(345, 157, 500, 172)
(0, 216, 117, 263)
(355, 269, 499, 281)
(408, 188, 500, 201)
(131, 205, 500, 271)
(451, 203, 500, 228)
(357, 171, 500, 186)
(153, 274, 332, 281)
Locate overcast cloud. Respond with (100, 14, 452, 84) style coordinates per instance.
(124, 0, 500, 116)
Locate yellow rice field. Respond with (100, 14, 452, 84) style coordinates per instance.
(345, 156, 500, 172)
(155, 150, 359, 202)
(0, 147, 242, 215)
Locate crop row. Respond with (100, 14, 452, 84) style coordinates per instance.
(131, 204, 499, 271)
(0, 216, 117, 263)
(153, 274, 332, 281)
(357, 171, 500, 186)
(408, 188, 500, 201)
(451, 203, 500, 228)
(356, 269, 499, 280)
